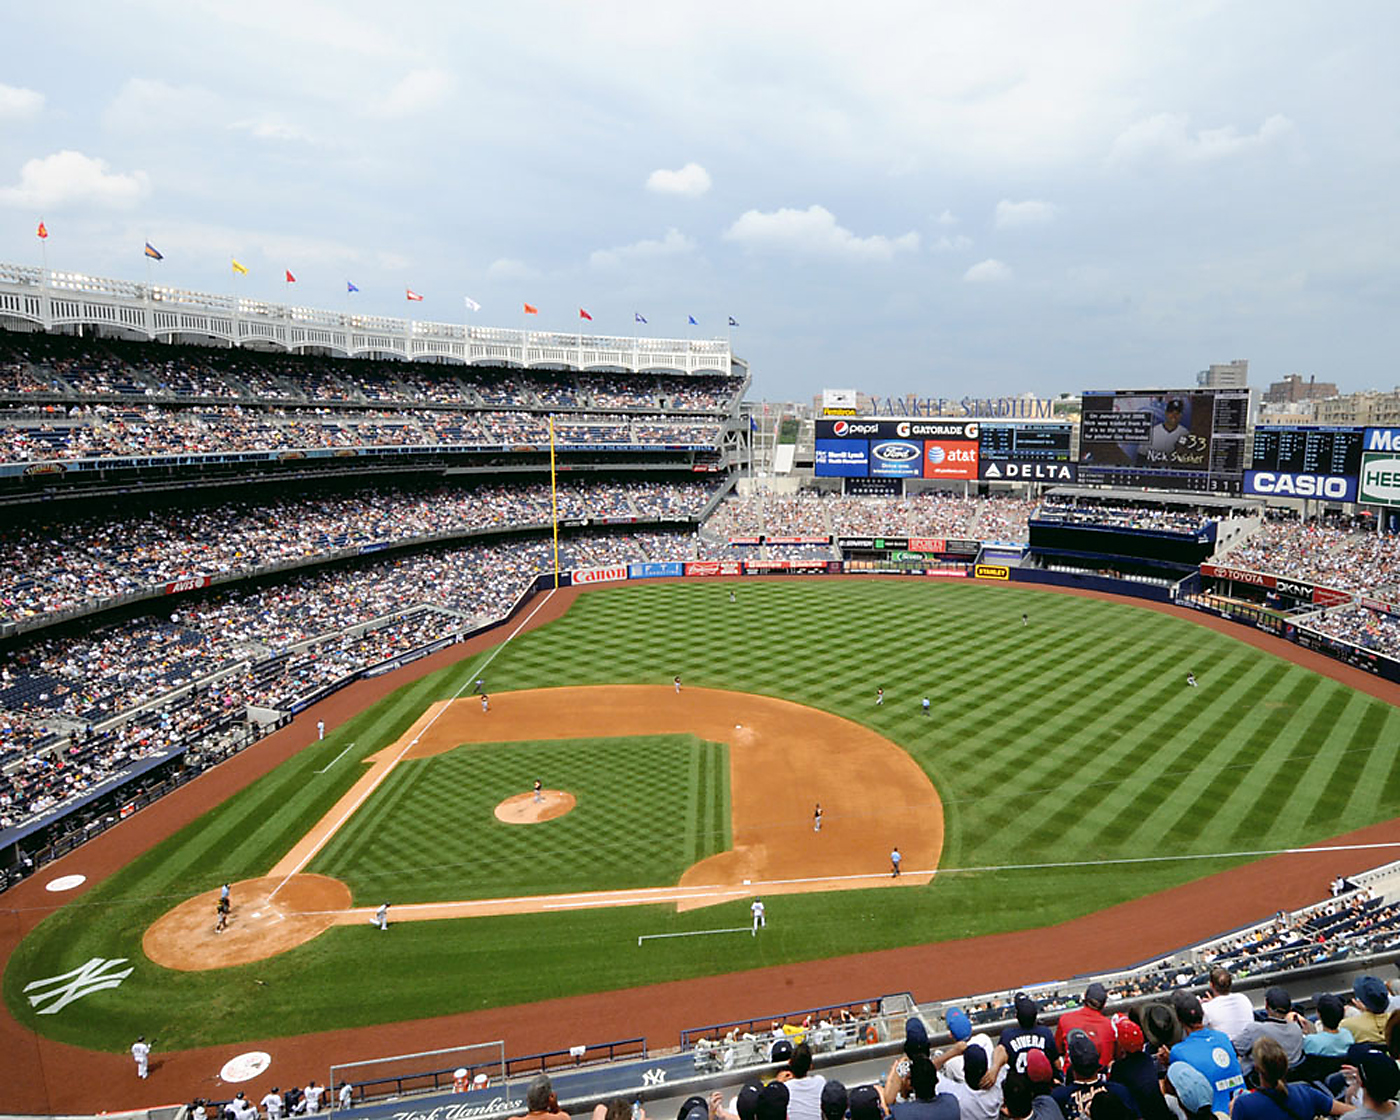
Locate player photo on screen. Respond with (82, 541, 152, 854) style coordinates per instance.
(1079, 393, 1212, 471)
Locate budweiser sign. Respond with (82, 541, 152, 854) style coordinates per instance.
(685, 561, 742, 577)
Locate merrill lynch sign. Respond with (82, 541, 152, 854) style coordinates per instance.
(870, 396, 1055, 419)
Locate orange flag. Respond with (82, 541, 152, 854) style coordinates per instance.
(285, 270, 296, 283)
(523, 303, 538, 314)
(36, 221, 48, 240)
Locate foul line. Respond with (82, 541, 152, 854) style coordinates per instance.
(314, 741, 357, 774)
(268, 588, 558, 901)
(638, 926, 750, 946)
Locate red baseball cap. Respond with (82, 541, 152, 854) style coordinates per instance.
(1116, 1019, 1145, 1053)
(1026, 1050, 1054, 1083)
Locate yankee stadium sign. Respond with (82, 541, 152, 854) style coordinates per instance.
(870, 396, 1054, 419)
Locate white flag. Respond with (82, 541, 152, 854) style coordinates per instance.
(464, 296, 481, 312)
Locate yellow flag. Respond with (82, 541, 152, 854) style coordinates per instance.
(231, 259, 249, 275)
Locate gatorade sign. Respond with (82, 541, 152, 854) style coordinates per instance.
(1359, 454, 1400, 508)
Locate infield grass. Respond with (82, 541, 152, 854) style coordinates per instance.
(7, 579, 1400, 1050)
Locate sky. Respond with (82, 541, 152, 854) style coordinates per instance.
(1, 1, 1398, 402)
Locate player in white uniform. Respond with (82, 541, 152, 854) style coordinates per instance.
(1148, 399, 1190, 455)
(534, 778, 543, 803)
(374, 903, 388, 931)
(304, 1082, 326, 1113)
(751, 898, 766, 934)
(813, 803, 822, 832)
(876, 688, 884, 706)
(263, 1089, 285, 1119)
(674, 675, 682, 693)
(481, 694, 489, 713)
(1186, 671, 1198, 687)
(921, 697, 930, 716)
(317, 720, 325, 740)
(132, 1035, 151, 1078)
(339, 1083, 354, 1110)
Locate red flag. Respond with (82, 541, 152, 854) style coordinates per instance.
(406, 289, 424, 301)
(579, 308, 592, 321)
(285, 270, 296, 283)
(36, 221, 48, 240)
(523, 303, 538, 314)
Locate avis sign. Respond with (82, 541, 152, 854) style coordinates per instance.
(1359, 454, 1400, 508)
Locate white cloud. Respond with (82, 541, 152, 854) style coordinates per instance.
(372, 68, 455, 118)
(723, 205, 919, 262)
(645, 163, 712, 197)
(937, 210, 959, 226)
(590, 228, 696, 269)
(0, 83, 44, 121)
(994, 199, 1058, 228)
(104, 78, 222, 132)
(230, 116, 309, 143)
(1109, 112, 1294, 165)
(963, 259, 1011, 283)
(488, 257, 535, 279)
(0, 150, 150, 209)
(931, 234, 974, 253)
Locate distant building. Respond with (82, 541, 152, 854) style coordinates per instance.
(1197, 359, 1249, 388)
(1312, 390, 1400, 427)
(1263, 373, 1338, 404)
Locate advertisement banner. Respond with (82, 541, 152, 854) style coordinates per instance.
(1200, 563, 1275, 589)
(814, 439, 870, 476)
(1272, 576, 1317, 601)
(923, 439, 979, 479)
(869, 439, 924, 477)
(629, 562, 684, 579)
(728, 536, 762, 545)
(1361, 596, 1400, 616)
(1364, 428, 1400, 452)
(908, 536, 945, 552)
(164, 576, 211, 595)
(1313, 586, 1353, 607)
(924, 568, 969, 578)
(1244, 470, 1358, 501)
(685, 560, 742, 577)
(744, 560, 836, 575)
(973, 564, 1010, 580)
(943, 539, 982, 555)
(571, 565, 628, 584)
(1359, 453, 1400, 507)
(764, 535, 832, 545)
(979, 460, 1078, 483)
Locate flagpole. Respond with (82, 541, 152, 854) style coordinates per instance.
(549, 415, 560, 589)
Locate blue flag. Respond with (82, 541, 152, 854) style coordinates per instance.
(635, 312, 647, 324)
(728, 316, 739, 327)
(749, 415, 758, 433)
(688, 315, 697, 326)
(347, 281, 359, 293)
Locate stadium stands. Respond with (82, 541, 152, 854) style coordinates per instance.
(1221, 513, 1400, 597)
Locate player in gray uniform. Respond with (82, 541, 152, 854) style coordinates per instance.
(374, 903, 388, 931)
(814, 803, 822, 832)
(890, 848, 902, 877)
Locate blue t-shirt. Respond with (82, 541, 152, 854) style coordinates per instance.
(1230, 1084, 1335, 1120)
(1169, 1029, 1244, 1114)
(1302, 1028, 1355, 1058)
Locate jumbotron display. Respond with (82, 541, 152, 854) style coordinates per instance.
(1077, 388, 1249, 494)
(814, 419, 1074, 483)
(1245, 425, 1364, 500)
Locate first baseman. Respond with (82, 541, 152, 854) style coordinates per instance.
(132, 1035, 151, 1079)
(751, 897, 766, 934)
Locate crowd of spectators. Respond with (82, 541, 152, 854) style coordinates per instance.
(1303, 604, 1400, 659)
(1036, 497, 1209, 534)
(702, 492, 1036, 544)
(0, 528, 701, 829)
(0, 478, 717, 625)
(1222, 515, 1400, 597)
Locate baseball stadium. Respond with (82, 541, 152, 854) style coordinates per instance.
(4, 13, 1400, 1120)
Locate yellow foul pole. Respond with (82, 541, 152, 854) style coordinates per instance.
(549, 415, 560, 588)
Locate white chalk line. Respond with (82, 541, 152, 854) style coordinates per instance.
(638, 927, 750, 945)
(314, 741, 357, 774)
(268, 588, 558, 901)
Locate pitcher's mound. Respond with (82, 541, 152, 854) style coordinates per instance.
(495, 790, 576, 823)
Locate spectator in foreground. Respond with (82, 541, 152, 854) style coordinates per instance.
(1163, 1063, 1215, 1120)
(945, 1040, 1006, 1120)
(1204, 969, 1256, 1043)
(1109, 1019, 1171, 1120)
(1167, 995, 1244, 1115)
(1057, 985, 1118, 1072)
(1228, 1037, 1350, 1120)
(991, 995, 1060, 1081)
(821, 1082, 849, 1120)
(779, 1043, 827, 1120)
(886, 1053, 961, 1120)
(1234, 988, 1305, 1080)
(1340, 1046, 1400, 1120)
(1051, 1031, 1137, 1120)
(1345, 979, 1393, 1045)
(1306, 994, 1357, 1059)
(1002, 1071, 1063, 1120)
(524, 1076, 569, 1120)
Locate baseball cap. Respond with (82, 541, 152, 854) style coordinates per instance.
(1083, 983, 1108, 1009)
(1066, 1029, 1100, 1073)
(1116, 1019, 1145, 1054)
(770, 1038, 794, 1063)
(1315, 992, 1345, 1028)
(1014, 994, 1039, 1022)
(1355, 975, 1390, 1014)
(1173, 993, 1204, 1025)
(678, 1097, 709, 1120)
(1166, 399, 1185, 413)
(904, 1016, 930, 1055)
(735, 1084, 763, 1120)
(1167, 1062, 1213, 1114)
(1025, 1050, 1054, 1085)
(1357, 1051, 1400, 1102)
(946, 1007, 972, 1041)
(848, 1087, 882, 1120)
(1265, 986, 1292, 1013)
(820, 1080, 849, 1120)
(962, 1044, 989, 1089)
(756, 1081, 789, 1120)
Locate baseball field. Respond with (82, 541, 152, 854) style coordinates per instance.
(6, 578, 1400, 1057)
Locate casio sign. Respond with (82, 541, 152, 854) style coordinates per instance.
(1247, 472, 1351, 499)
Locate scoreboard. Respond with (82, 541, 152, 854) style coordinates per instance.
(1245, 426, 1363, 500)
(814, 419, 1074, 483)
(979, 423, 1071, 461)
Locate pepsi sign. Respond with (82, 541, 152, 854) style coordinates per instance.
(1244, 470, 1357, 501)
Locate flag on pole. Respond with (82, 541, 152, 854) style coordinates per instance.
(144, 242, 163, 260)
(36, 221, 48, 240)
(728, 316, 739, 327)
(688, 315, 697, 326)
(285, 270, 296, 283)
(347, 281, 359, 293)
(464, 296, 481, 312)
(232, 259, 249, 275)
(579, 308, 592, 321)
(634, 312, 647, 324)
(406, 288, 423, 301)
(523, 303, 538, 314)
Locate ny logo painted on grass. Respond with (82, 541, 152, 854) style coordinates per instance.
(24, 957, 134, 1015)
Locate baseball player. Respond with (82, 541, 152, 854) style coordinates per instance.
(890, 847, 902, 877)
(317, 720, 325, 740)
(921, 697, 930, 716)
(534, 778, 543, 803)
(338, 1083, 354, 1110)
(304, 1082, 326, 1113)
(132, 1035, 151, 1079)
(481, 693, 489, 713)
(813, 803, 822, 832)
(374, 902, 389, 931)
(1022, 613, 1028, 627)
(263, 1088, 285, 1120)
(1186, 671, 1198, 687)
(751, 897, 766, 934)
(674, 675, 682, 694)
(221, 881, 231, 903)
(729, 589, 736, 604)
(876, 688, 884, 706)
(215, 895, 229, 933)
(473, 677, 485, 694)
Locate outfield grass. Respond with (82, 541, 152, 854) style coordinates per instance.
(7, 579, 1399, 1051)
